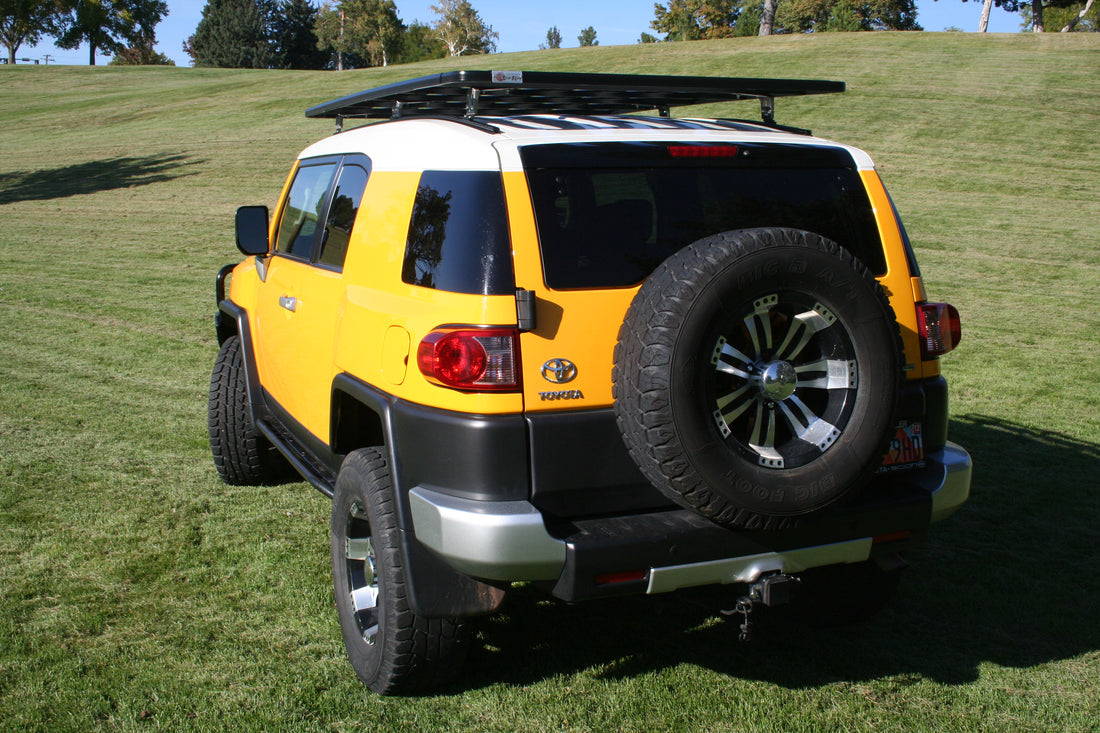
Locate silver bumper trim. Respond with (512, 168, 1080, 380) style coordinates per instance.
(409, 486, 566, 581)
(925, 441, 972, 523)
(647, 537, 873, 594)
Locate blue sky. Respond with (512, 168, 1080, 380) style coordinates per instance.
(20, 0, 1026, 66)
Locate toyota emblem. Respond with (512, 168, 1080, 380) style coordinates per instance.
(541, 358, 577, 384)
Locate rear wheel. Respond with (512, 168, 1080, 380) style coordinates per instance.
(331, 448, 468, 694)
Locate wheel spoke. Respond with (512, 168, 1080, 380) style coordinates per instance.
(774, 303, 837, 361)
(795, 358, 857, 390)
(744, 294, 777, 358)
(351, 584, 379, 613)
(711, 337, 754, 378)
(777, 395, 841, 452)
(747, 403, 784, 468)
(713, 384, 754, 437)
(346, 537, 371, 561)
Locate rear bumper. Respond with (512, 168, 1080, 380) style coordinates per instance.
(409, 442, 972, 601)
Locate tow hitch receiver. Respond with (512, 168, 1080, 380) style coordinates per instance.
(722, 573, 800, 642)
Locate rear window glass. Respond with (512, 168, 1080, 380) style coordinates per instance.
(522, 142, 884, 290)
(402, 171, 514, 295)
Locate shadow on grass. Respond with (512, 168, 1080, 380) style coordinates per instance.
(0, 154, 199, 204)
(459, 414, 1100, 690)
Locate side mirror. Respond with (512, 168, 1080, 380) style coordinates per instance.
(235, 206, 270, 256)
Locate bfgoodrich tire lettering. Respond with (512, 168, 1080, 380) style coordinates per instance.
(613, 228, 902, 530)
(331, 448, 468, 695)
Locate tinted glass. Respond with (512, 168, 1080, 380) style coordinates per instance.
(318, 164, 369, 268)
(275, 162, 337, 258)
(523, 143, 884, 290)
(402, 171, 514, 295)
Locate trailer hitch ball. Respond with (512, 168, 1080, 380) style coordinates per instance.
(722, 572, 800, 642)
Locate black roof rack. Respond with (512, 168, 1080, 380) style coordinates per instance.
(305, 70, 844, 131)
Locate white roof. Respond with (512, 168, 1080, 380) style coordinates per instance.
(298, 115, 876, 173)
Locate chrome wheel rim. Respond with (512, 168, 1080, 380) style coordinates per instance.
(344, 501, 380, 645)
(707, 291, 859, 470)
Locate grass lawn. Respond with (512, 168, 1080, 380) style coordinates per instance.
(1, 32, 1098, 732)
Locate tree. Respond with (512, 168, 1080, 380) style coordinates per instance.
(430, 0, 496, 56)
(55, 0, 168, 65)
(639, 30, 659, 41)
(1016, 0, 1088, 29)
(108, 36, 174, 64)
(774, 0, 920, 31)
(759, 0, 778, 34)
(396, 20, 446, 63)
(315, 0, 400, 68)
(734, 0, 761, 34)
(1, 0, 61, 64)
(577, 25, 597, 45)
(270, 0, 326, 68)
(540, 24, 560, 49)
(1059, 0, 1097, 30)
(188, 0, 273, 67)
(651, 0, 738, 40)
(825, 0, 861, 28)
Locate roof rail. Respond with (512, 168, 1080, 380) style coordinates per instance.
(305, 70, 844, 132)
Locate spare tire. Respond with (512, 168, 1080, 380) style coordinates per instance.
(613, 228, 902, 530)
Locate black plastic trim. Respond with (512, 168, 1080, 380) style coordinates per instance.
(527, 408, 669, 517)
(548, 473, 931, 602)
(331, 374, 520, 617)
(387, 398, 530, 503)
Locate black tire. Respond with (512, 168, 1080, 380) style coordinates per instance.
(331, 448, 468, 695)
(613, 228, 902, 530)
(208, 335, 294, 485)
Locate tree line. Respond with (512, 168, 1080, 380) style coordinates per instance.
(3, 0, 1095, 69)
(186, 0, 497, 70)
(646, 0, 1094, 36)
(2, 0, 171, 65)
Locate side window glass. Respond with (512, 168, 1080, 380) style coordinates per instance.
(275, 162, 337, 258)
(318, 164, 369, 269)
(401, 171, 514, 295)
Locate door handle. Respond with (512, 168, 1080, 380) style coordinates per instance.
(279, 295, 298, 312)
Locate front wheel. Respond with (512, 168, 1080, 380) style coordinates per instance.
(331, 448, 468, 694)
(208, 335, 293, 485)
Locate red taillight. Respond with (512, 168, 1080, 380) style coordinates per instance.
(668, 144, 739, 158)
(917, 303, 962, 359)
(594, 570, 647, 586)
(417, 328, 519, 391)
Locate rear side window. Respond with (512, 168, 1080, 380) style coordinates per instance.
(276, 162, 338, 258)
(523, 142, 885, 289)
(402, 171, 515, 295)
(318, 164, 369, 268)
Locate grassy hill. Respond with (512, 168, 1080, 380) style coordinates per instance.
(1, 32, 1098, 732)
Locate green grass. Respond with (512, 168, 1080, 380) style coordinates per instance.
(2, 32, 1098, 732)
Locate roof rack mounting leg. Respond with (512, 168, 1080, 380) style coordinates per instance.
(334, 115, 343, 135)
(658, 105, 671, 119)
(391, 100, 404, 119)
(466, 88, 480, 118)
(760, 96, 776, 125)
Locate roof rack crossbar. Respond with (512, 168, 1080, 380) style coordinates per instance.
(306, 70, 845, 128)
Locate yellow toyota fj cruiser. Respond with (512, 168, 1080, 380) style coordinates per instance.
(208, 71, 971, 694)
